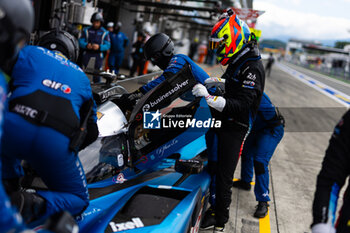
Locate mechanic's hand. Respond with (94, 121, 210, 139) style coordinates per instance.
(192, 84, 209, 98)
(86, 43, 93, 50)
(204, 77, 225, 89)
(311, 223, 335, 233)
(118, 90, 143, 112)
(128, 89, 143, 101)
(92, 44, 100, 50)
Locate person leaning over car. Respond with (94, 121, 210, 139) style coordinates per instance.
(1, 42, 98, 224)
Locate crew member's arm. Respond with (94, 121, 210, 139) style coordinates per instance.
(79, 76, 98, 150)
(99, 31, 111, 52)
(78, 28, 89, 49)
(139, 73, 167, 94)
(193, 67, 262, 113)
(311, 110, 350, 231)
(139, 56, 184, 94)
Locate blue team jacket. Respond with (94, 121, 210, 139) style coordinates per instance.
(79, 26, 111, 54)
(110, 31, 129, 54)
(140, 54, 213, 94)
(9, 46, 97, 123)
(253, 92, 279, 131)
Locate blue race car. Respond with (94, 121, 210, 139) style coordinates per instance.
(26, 64, 212, 233)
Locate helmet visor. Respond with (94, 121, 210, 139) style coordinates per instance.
(208, 37, 225, 50)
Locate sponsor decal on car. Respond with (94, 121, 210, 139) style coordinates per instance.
(109, 217, 144, 232)
(156, 139, 178, 157)
(144, 79, 189, 109)
(191, 203, 204, 233)
(112, 173, 127, 184)
(96, 111, 104, 120)
(101, 88, 120, 101)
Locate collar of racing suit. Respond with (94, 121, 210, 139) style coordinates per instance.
(229, 44, 261, 77)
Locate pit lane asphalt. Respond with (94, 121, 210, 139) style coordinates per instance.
(116, 62, 346, 233)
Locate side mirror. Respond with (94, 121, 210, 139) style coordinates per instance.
(175, 159, 204, 175)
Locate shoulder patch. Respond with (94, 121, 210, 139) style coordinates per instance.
(246, 72, 256, 81)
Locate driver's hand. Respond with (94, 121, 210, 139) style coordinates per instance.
(192, 84, 209, 98)
(86, 43, 93, 50)
(311, 223, 335, 233)
(92, 44, 100, 50)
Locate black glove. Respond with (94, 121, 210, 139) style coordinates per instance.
(118, 89, 143, 112)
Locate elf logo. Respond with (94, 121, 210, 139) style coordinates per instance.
(42, 79, 71, 94)
(109, 218, 144, 232)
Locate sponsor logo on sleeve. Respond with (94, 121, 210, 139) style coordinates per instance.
(246, 72, 256, 81)
(42, 79, 71, 94)
(243, 80, 255, 86)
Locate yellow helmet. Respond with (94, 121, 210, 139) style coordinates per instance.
(209, 10, 251, 66)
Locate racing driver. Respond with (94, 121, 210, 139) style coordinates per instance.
(193, 9, 265, 232)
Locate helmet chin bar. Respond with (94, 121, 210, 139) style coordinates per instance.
(155, 56, 172, 70)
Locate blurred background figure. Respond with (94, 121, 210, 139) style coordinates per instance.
(79, 12, 110, 83)
(206, 49, 216, 66)
(142, 27, 152, 74)
(104, 22, 114, 71)
(189, 38, 199, 60)
(265, 53, 275, 77)
(198, 41, 208, 64)
(130, 32, 146, 77)
(106, 22, 114, 33)
(108, 21, 129, 74)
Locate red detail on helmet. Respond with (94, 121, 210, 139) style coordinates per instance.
(211, 18, 226, 35)
(225, 15, 241, 54)
(221, 58, 229, 65)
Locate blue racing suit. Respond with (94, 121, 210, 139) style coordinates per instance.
(1, 46, 97, 219)
(108, 31, 128, 74)
(0, 71, 27, 233)
(79, 26, 110, 82)
(240, 92, 284, 202)
(140, 54, 214, 94)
